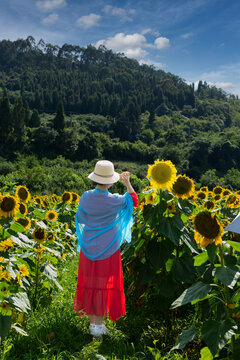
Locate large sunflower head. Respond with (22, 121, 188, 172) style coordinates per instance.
(51, 194, 58, 203)
(193, 210, 223, 247)
(15, 185, 30, 203)
(171, 175, 195, 199)
(46, 210, 58, 222)
(33, 196, 42, 206)
(0, 195, 19, 218)
(33, 227, 47, 243)
(147, 159, 177, 190)
(200, 186, 208, 192)
(61, 191, 72, 203)
(213, 193, 223, 202)
(16, 216, 31, 230)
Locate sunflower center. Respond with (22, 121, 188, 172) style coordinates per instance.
(72, 193, 77, 201)
(194, 212, 220, 239)
(48, 213, 55, 219)
(17, 218, 29, 227)
(62, 193, 71, 202)
(19, 203, 27, 214)
(172, 177, 192, 195)
(151, 164, 172, 184)
(18, 187, 28, 200)
(1, 197, 15, 212)
(35, 228, 45, 240)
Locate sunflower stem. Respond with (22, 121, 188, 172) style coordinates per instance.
(218, 244, 236, 353)
(33, 254, 40, 311)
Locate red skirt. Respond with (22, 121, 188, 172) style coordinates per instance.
(73, 249, 126, 321)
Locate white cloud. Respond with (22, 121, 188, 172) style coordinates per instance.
(36, 0, 66, 12)
(102, 5, 134, 22)
(154, 37, 170, 50)
(141, 28, 160, 36)
(138, 59, 165, 69)
(96, 33, 146, 53)
(76, 13, 101, 29)
(41, 13, 59, 25)
(181, 32, 192, 39)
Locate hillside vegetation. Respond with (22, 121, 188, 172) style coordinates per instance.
(0, 36, 240, 192)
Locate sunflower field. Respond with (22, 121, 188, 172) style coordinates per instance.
(0, 185, 78, 342)
(2, 160, 240, 359)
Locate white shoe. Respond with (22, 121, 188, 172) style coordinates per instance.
(89, 324, 110, 337)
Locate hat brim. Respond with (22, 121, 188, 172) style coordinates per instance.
(88, 172, 120, 184)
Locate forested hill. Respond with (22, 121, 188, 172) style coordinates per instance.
(1, 36, 240, 191)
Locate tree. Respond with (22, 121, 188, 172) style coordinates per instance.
(29, 109, 40, 127)
(0, 90, 13, 151)
(53, 101, 65, 132)
(12, 97, 25, 149)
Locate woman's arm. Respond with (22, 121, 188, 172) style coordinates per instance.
(120, 172, 138, 207)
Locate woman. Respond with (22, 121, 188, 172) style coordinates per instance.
(73, 160, 138, 337)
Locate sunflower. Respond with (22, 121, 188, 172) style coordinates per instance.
(171, 175, 195, 199)
(207, 191, 214, 199)
(71, 192, 80, 203)
(196, 191, 208, 201)
(188, 193, 197, 202)
(65, 234, 71, 241)
(16, 273, 22, 286)
(16, 216, 31, 230)
(222, 189, 232, 197)
(0, 195, 19, 218)
(0, 238, 14, 252)
(203, 200, 215, 210)
(19, 202, 28, 216)
(51, 194, 58, 203)
(225, 194, 240, 209)
(200, 186, 208, 192)
(236, 190, 240, 196)
(0, 257, 5, 263)
(3, 271, 11, 282)
(147, 159, 177, 190)
(33, 227, 47, 243)
(0, 302, 12, 315)
(64, 223, 69, 230)
(138, 199, 146, 211)
(15, 185, 30, 203)
(213, 194, 223, 202)
(61, 191, 72, 203)
(213, 186, 223, 195)
(61, 253, 67, 260)
(18, 264, 29, 277)
(193, 210, 223, 247)
(167, 202, 176, 213)
(0, 283, 10, 297)
(229, 232, 240, 242)
(46, 210, 58, 222)
(33, 196, 42, 206)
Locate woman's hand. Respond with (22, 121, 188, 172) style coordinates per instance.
(120, 172, 130, 185)
(120, 172, 134, 193)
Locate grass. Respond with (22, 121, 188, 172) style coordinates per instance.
(0, 254, 200, 360)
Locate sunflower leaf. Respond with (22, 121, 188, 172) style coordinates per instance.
(171, 282, 211, 309)
(213, 266, 239, 289)
(172, 324, 197, 350)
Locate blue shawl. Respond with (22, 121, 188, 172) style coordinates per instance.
(75, 188, 134, 260)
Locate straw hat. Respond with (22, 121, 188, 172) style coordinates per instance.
(88, 160, 120, 184)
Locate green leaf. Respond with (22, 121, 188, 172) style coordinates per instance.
(158, 216, 182, 245)
(171, 282, 211, 309)
(172, 324, 197, 350)
(146, 238, 174, 269)
(0, 315, 12, 338)
(213, 266, 239, 289)
(8, 292, 31, 313)
(227, 241, 240, 252)
(206, 243, 217, 263)
(194, 251, 209, 266)
(177, 199, 193, 216)
(158, 272, 178, 298)
(9, 222, 24, 233)
(201, 319, 237, 356)
(180, 228, 199, 254)
(33, 209, 44, 219)
(42, 264, 63, 290)
(172, 254, 195, 283)
(200, 347, 213, 360)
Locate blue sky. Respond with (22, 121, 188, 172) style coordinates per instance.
(1, 0, 240, 96)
